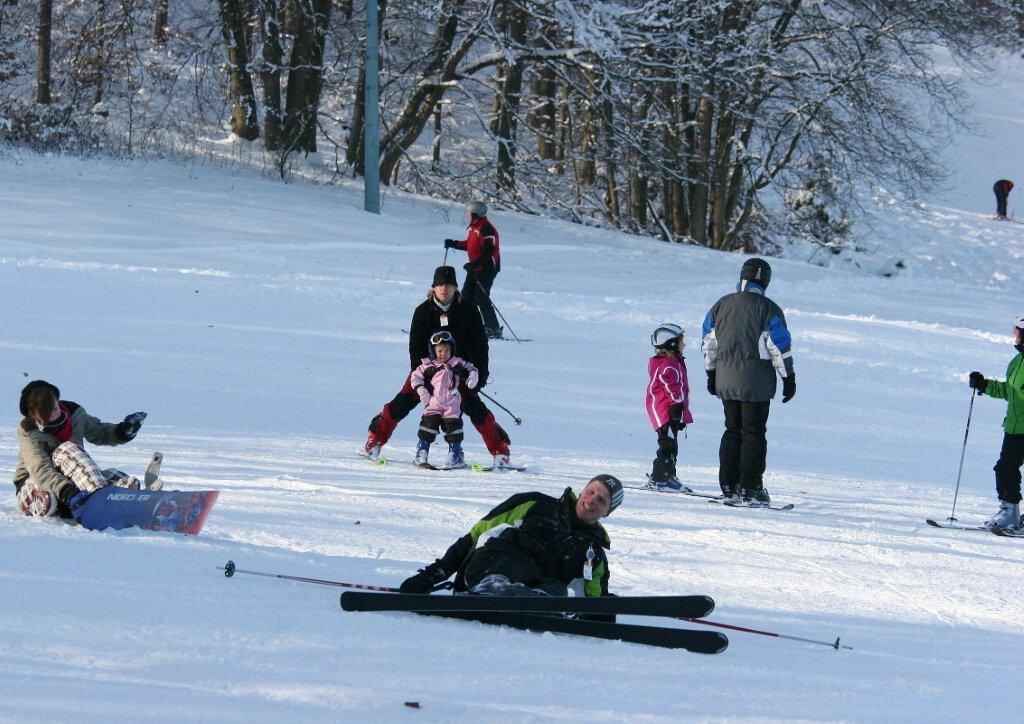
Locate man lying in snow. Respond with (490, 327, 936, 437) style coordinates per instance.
(399, 475, 623, 599)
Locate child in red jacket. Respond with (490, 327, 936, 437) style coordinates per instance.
(645, 324, 693, 491)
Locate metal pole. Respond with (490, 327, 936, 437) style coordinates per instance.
(218, 560, 453, 593)
(683, 617, 853, 650)
(948, 389, 976, 522)
(479, 390, 522, 426)
(363, 0, 380, 214)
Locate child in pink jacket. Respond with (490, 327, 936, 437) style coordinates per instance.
(411, 330, 479, 469)
(645, 324, 693, 491)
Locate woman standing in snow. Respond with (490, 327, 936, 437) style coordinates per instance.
(645, 324, 693, 491)
(968, 315, 1024, 530)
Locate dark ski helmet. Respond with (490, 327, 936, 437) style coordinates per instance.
(740, 258, 772, 289)
(428, 329, 456, 359)
(589, 473, 624, 513)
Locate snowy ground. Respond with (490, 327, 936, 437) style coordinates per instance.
(2, 65, 1024, 722)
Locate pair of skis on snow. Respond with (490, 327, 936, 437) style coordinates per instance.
(925, 519, 1024, 538)
(340, 591, 727, 653)
(631, 476, 796, 511)
(358, 449, 526, 472)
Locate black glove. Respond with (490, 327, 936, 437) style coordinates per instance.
(782, 374, 796, 403)
(452, 364, 469, 382)
(399, 561, 448, 594)
(706, 370, 717, 397)
(463, 262, 476, 274)
(669, 402, 685, 432)
(116, 411, 147, 442)
(969, 371, 987, 393)
(443, 239, 459, 249)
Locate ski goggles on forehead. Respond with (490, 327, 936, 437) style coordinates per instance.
(430, 331, 454, 345)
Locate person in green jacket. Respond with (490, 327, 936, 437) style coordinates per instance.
(968, 315, 1024, 530)
(14, 380, 146, 518)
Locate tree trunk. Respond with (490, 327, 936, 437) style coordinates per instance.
(378, 0, 476, 185)
(282, 0, 332, 153)
(37, 0, 52, 104)
(218, 0, 260, 140)
(257, 0, 284, 150)
(495, 2, 526, 192)
(154, 0, 169, 45)
(689, 94, 714, 246)
(629, 169, 647, 228)
(576, 94, 596, 187)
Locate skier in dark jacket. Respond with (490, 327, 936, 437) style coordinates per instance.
(362, 265, 512, 467)
(993, 179, 1014, 219)
(399, 474, 623, 598)
(701, 258, 795, 506)
(444, 201, 503, 339)
(967, 314, 1024, 530)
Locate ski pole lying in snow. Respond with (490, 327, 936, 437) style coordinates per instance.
(479, 390, 522, 426)
(218, 560, 452, 593)
(947, 389, 976, 523)
(682, 617, 853, 650)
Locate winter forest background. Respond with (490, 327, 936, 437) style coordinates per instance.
(2, 0, 1022, 256)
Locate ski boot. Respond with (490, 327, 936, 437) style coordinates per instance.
(493, 453, 511, 470)
(720, 485, 741, 504)
(446, 442, 467, 469)
(985, 500, 1020, 530)
(742, 488, 771, 507)
(414, 440, 431, 467)
(363, 431, 381, 461)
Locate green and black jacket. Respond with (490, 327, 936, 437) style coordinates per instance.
(433, 487, 611, 597)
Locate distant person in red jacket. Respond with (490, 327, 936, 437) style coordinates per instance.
(994, 179, 1014, 219)
(444, 201, 503, 339)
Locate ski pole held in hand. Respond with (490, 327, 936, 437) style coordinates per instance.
(218, 560, 451, 593)
(479, 390, 521, 426)
(948, 389, 976, 523)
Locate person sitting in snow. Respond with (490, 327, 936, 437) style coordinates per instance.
(362, 265, 512, 468)
(399, 475, 624, 600)
(968, 314, 1024, 531)
(645, 324, 693, 491)
(410, 330, 479, 469)
(13, 380, 147, 518)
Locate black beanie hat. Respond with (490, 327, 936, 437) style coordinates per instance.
(20, 380, 60, 417)
(740, 258, 772, 288)
(589, 474, 624, 514)
(432, 266, 458, 287)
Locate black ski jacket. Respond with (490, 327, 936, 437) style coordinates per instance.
(430, 487, 611, 597)
(409, 292, 489, 386)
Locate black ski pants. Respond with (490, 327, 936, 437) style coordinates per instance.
(994, 433, 1024, 504)
(651, 423, 678, 481)
(462, 265, 500, 333)
(719, 400, 770, 495)
(994, 181, 1009, 217)
(418, 414, 463, 444)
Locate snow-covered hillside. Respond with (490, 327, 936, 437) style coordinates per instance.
(1, 60, 1023, 721)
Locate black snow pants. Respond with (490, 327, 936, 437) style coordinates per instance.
(462, 264, 500, 334)
(994, 433, 1024, 504)
(719, 400, 771, 496)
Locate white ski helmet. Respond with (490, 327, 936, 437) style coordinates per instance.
(651, 323, 684, 349)
(466, 200, 488, 218)
(1015, 314, 1024, 330)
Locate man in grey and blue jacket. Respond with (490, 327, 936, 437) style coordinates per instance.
(701, 258, 795, 506)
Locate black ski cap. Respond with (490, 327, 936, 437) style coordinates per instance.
(740, 258, 772, 288)
(20, 380, 60, 417)
(589, 474, 624, 513)
(433, 265, 458, 287)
